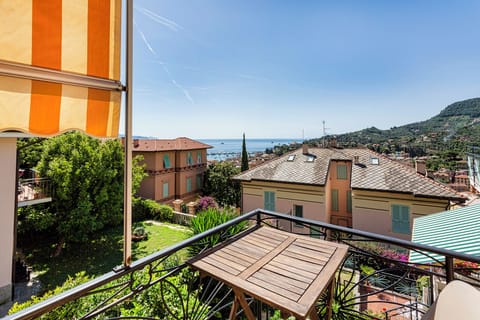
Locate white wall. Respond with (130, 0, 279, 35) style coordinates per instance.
(0, 138, 16, 303)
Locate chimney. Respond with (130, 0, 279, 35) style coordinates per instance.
(302, 143, 308, 155)
(133, 139, 139, 148)
(415, 159, 427, 176)
(353, 155, 359, 165)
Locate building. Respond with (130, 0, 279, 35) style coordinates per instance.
(132, 137, 212, 203)
(234, 146, 464, 240)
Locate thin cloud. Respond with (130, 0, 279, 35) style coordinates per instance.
(158, 62, 195, 105)
(135, 6, 183, 32)
(133, 19, 156, 55)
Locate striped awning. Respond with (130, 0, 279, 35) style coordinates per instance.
(409, 204, 480, 264)
(0, 0, 122, 138)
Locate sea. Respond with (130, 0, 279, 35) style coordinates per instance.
(198, 138, 301, 161)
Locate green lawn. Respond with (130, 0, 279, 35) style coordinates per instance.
(22, 221, 191, 292)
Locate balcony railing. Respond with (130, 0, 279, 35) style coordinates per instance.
(17, 178, 52, 207)
(5, 209, 480, 319)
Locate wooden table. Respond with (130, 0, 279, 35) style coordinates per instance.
(188, 226, 349, 319)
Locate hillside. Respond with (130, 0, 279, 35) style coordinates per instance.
(308, 98, 480, 156)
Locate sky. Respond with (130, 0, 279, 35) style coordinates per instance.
(125, 0, 480, 139)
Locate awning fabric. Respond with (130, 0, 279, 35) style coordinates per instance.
(0, 0, 122, 138)
(409, 204, 480, 264)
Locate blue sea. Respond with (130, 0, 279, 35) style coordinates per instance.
(198, 138, 301, 161)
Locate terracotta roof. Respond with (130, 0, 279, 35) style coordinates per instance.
(132, 137, 212, 152)
(234, 147, 464, 201)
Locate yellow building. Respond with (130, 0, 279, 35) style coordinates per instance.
(234, 146, 465, 240)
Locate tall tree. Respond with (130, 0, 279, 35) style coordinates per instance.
(35, 132, 146, 249)
(203, 162, 241, 207)
(241, 133, 249, 172)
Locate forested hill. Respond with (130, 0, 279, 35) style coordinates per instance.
(307, 98, 480, 155)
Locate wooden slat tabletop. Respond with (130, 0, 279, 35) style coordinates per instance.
(189, 226, 349, 318)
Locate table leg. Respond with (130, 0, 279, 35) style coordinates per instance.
(232, 288, 256, 320)
(229, 297, 239, 320)
(326, 278, 336, 320)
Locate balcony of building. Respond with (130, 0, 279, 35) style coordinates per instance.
(17, 178, 52, 208)
(5, 209, 480, 320)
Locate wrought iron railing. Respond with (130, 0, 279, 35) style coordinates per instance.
(5, 209, 480, 320)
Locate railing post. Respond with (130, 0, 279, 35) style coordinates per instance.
(445, 256, 455, 283)
(256, 211, 261, 226)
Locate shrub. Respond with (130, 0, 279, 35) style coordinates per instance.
(188, 207, 247, 256)
(195, 196, 217, 212)
(132, 198, 174, 223)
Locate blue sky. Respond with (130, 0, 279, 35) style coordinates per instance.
(126, 1, 480, 139)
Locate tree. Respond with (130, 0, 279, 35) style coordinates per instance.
(241, 133, 249, 172)
(203, 161, 240, 207)
(35, 132, 146, 249)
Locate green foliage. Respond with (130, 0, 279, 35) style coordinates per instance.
(203, 161, 241, 207)
(8, 271, 92, 318)
(133, 198, 174, 222)
(241, 133, 249, 172)
(17, 205, 55, 237)
(17, 137, 46, 169)
(189, 207, 247, 256)
(9, 268, 208, 320)
(34, 132, 146, 245)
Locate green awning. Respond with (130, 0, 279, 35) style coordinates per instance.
(409, 204, 480, 264)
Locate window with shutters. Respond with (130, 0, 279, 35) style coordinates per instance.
(392, 204, 410, 234)
(186, 177, 192, 193)
(331, 189, 339, 211)
(163, 154, 171, 169)
(337, 164, 348, 180)
(196, 174, 202, 189)
(197, 151, 202, 164)
(264, 191, 275, 211)
(163, 182, 169, 198)
(294, 205, 303, 227)
(187, 152, 193, 165)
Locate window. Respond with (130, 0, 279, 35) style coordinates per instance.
(346, 190, 352, 213)
(186, 177, 192, 192)
(163, 182, 169, 198)
(331, 189, 339, 211)
(371, 157, 379, 165)
(196, 174, 203, 189)
(197, 151, 202, 164)
(294, 205, 303, 227)
(306, 155, 315, 162)
(163, 154, 171, 168)
(287, 155, 296, 162)
(392, 204, 410, 234)
(187, 152, 193, 165)
(337, 164, 347, 180)
(264, 191, 275, 211)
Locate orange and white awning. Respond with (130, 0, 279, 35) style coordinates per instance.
(0, 0, 122, 138)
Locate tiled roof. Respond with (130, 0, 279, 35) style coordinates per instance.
(132, 137, 212, 152)
(234, 147, 464, 201)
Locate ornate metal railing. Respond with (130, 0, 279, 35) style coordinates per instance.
(17, 178, 52, 206)
(6, 209, 480, 320)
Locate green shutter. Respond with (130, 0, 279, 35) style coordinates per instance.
(197, 151, 202, 164)
(331, 189, 339, 211)
(196, 174, 202, 189)
(337, 165, 347, 180)
(163, 182, 169, 198)
(163, 154, 171, 168)
(310, 227, 322, 239)
(392, 204, 410, 234)
(186, 177, 192, 192)
(347, 190, 352, 213)
(294, 205, 303, 227)
(264, 191, 275, 211)
(187, 152, 193, 165)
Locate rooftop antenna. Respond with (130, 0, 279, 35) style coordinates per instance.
(322, 121, 330, 147)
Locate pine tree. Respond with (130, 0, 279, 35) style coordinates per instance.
(241, 133, 249, 172)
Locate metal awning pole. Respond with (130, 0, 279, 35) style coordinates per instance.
(123, 0, 133, 267)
